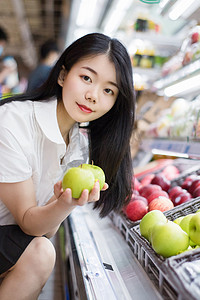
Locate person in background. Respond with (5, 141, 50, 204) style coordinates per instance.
(0, 32, 135, 299)
(0, 27, 18, 97)
(26, 39, 60, 92)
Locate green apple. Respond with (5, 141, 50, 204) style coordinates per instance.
(140, 210, 167, 242)
(196, 209, 200, 213)
(189, 212, 200, 245)
(173, 216, 184, 225)
(62, 167, 95, 198)
(79, 163, 105, 190)
(151, 221, 189, 258)
(179, 214, 196, 247)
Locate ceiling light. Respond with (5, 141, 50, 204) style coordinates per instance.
(103, 0, 133, 35)
(76, 0, 98, 27)
(169, 0, 197, 21)
(159, 0, 170, 9)
(164, 74, 200, 97)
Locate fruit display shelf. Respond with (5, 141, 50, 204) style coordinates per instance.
(110, 162, 200, 235)
(136, 158, 200, 182)
(129, 197, 200, 300)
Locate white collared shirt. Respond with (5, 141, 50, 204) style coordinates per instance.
(0, 98, 89, 225)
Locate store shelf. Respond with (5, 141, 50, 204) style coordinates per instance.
(134, 67, 161, 79)
(153, 59, 200, 91)
(127, 32, 182, 49)
(140, 138, 200, 159)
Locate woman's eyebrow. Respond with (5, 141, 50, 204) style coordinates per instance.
(81, 66, 118, 88)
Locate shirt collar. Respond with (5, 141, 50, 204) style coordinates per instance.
(33, 98, 64, 144)
(33, 99, 88, 164)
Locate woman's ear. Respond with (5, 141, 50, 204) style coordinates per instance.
(58, 66, 67, 87)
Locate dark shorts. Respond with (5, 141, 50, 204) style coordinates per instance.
(0, 225, 35, 275)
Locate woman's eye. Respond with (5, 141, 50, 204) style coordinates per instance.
(82, 75, 91, 82)
(105, 88, 114, 95)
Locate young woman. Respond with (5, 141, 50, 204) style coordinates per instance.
(0, 32, 135, 299)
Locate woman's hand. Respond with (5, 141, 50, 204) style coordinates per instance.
(54, 180, 109, 207)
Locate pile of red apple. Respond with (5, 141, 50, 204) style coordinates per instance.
(124, 171, 200, 222)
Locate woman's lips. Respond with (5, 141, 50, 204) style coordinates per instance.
(77, 103, 93, 113)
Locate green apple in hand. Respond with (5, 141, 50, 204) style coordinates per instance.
(151, 221, 189, 258)
(79, 163, 105, 190)
(179, 214, 196, 247)
(62, 167, 95, 198)
(189, 212, 200, 245)
(140, 210, 167, 242)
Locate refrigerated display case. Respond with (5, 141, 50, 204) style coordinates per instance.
(64, 205, 163, 300)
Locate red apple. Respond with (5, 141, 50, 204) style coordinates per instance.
(132, 190, 139, 196)
(139, 184, 162, 198)
(191, 32, 199, 44)
(140, 174, 155, 186)
(181, 180, 192, 191)
(147, 190, 169, 204)
(161, 165, 180, 180)
(173, 192, 192, 206)
(148, 196, 174, 212)
(125, 200, 148, 222)
(131, 194, 148, 205)
(151, 174, 171, 192)
(171, 188, 188, 204)
(132, 176, 142, 191)
(193, 186, 200, 198)
(168, 186, 183, 199)
(189, 179, 200, 194)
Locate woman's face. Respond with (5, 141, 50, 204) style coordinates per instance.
(58, 54, 119, 125)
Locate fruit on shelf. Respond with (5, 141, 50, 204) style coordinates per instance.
(140, 174, 155, 186)
(191, 32, 199, 44)
(193, 186, 200, 198)
(79, 163, 105, 190)
(148, 196, 174, 212)
(139, 184, 162, 198)
(125, 200, 148, 222)
(179, 214, 196, 247)
(170, 188, 188, 203)
(173, 216, 184, 225)
(146, 190, 169, 204)
(168, 186, 183, 199)
(181, 175, 197, 190)
(62, 167, 95, 198)
(132, 176, 142, 191)
(131, 194, 148, 205)
(161, 165, 180, 180)
(189, 212, 200, 245)
(188, 178, 200, 195)
(140, 210, 167, 241)
(173, 192, 192, 206)
(151, 221, 190, 258)
(151, 174, 171, 192)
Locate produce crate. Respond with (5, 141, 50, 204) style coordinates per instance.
(128, 197, 200, 300)
(110, 163, 200, 233)
(164, 248, 200, 300)
(109, 211, 137, 241)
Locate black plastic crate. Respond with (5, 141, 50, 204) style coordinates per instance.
(129, 197, 200, 299)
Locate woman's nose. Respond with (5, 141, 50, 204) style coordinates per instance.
(85, 90, 97, 104)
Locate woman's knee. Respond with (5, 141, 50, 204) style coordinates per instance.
(17, 236, 56, 278)
(30, 237, 56, 269)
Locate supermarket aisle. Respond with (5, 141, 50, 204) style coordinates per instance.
(38, 233, 65, 300)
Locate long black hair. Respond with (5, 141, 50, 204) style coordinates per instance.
(0, 33, 135, 217)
